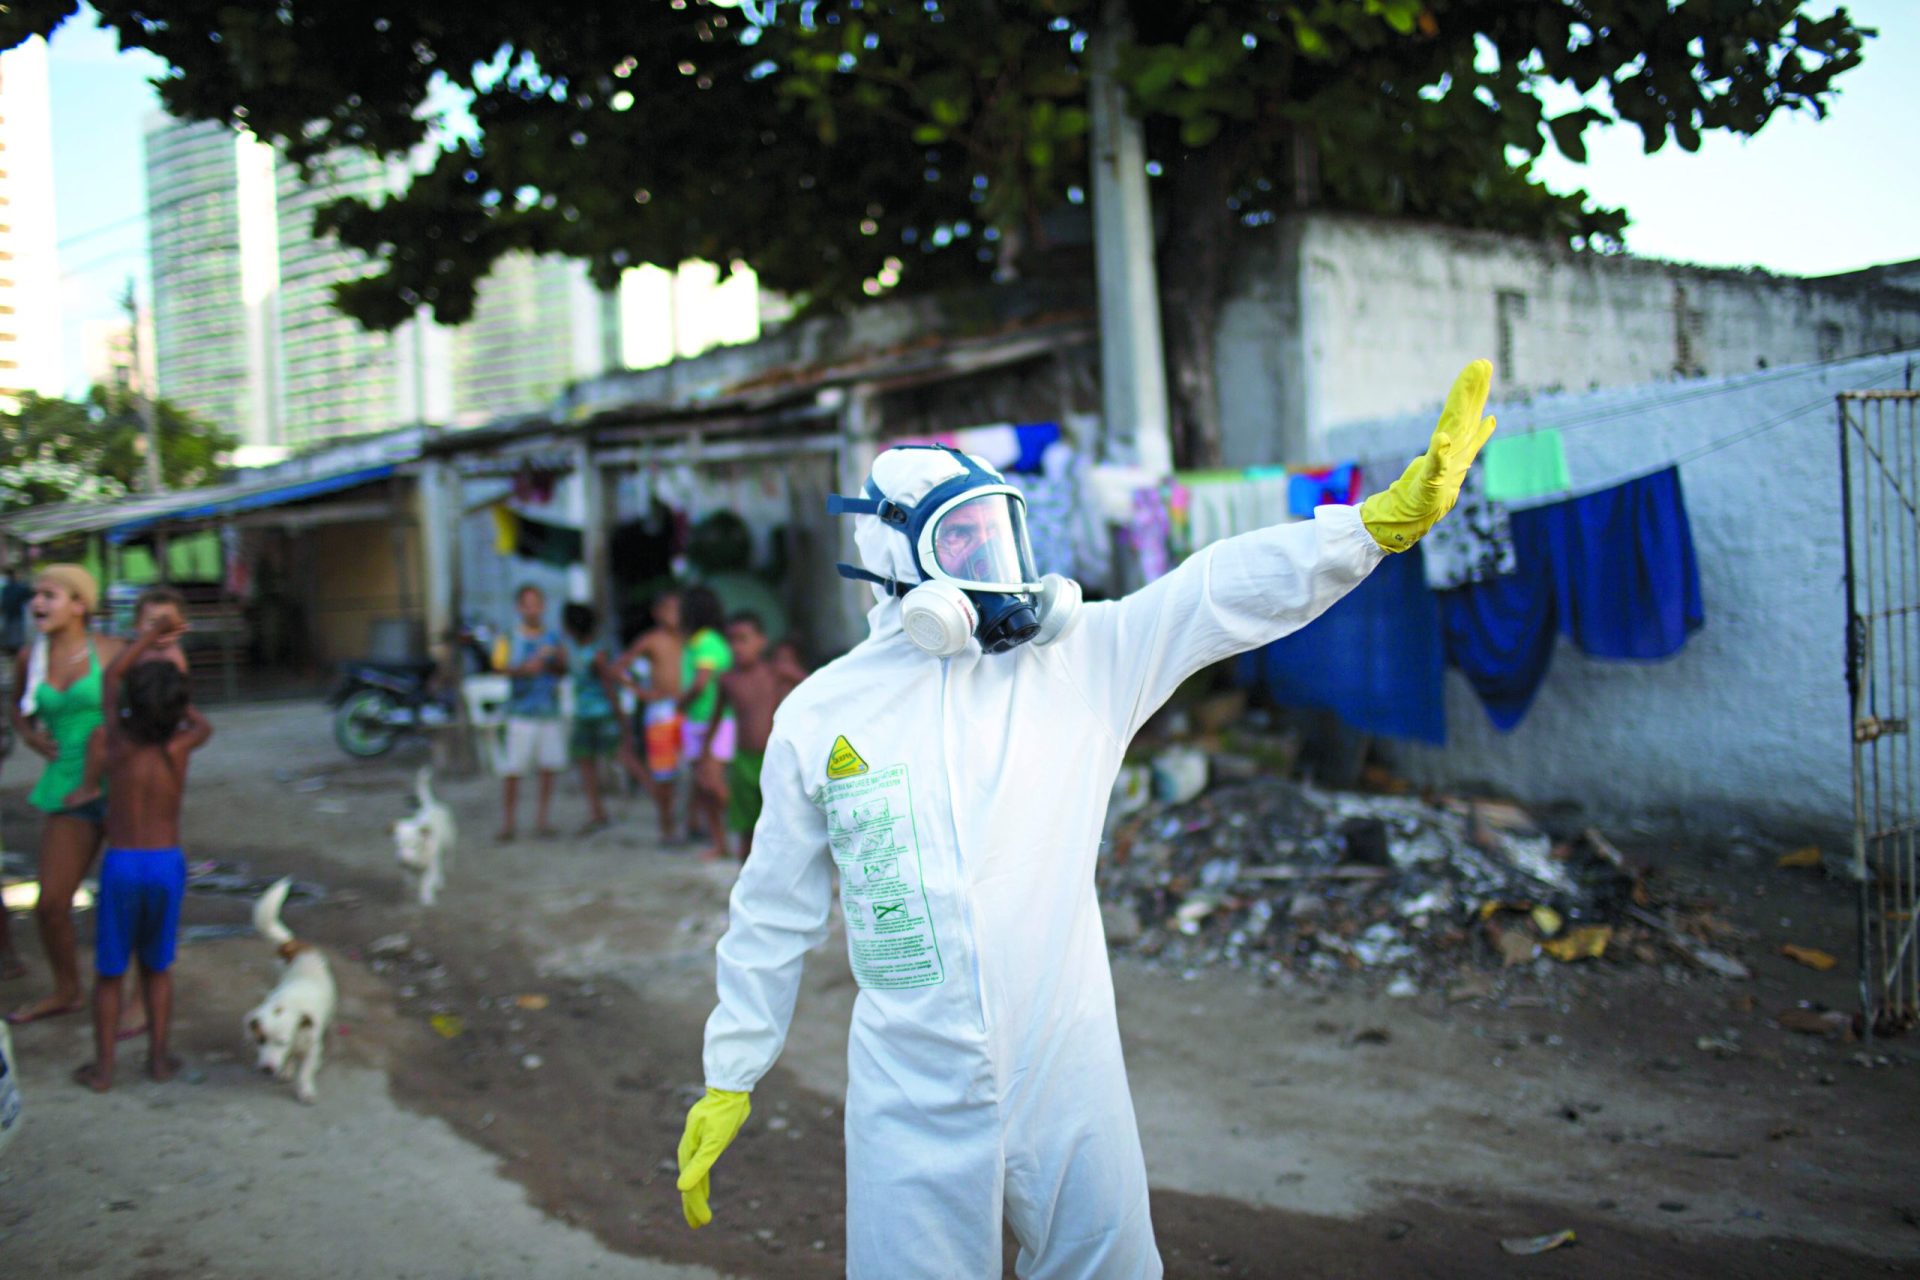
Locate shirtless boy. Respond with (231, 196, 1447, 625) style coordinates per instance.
(64, 586, 191, 812)
(616, 592, 686, 841)
(74, 614, 213, 1091)
(700, 613, 802, 862)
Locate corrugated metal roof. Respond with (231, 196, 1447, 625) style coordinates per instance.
(0, 464, 400, 547)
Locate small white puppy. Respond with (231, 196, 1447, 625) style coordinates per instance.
(393, 766, 455, 907)
(244, 877, 336, 1104)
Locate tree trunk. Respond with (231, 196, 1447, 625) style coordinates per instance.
(1156, 146, 1235, 471)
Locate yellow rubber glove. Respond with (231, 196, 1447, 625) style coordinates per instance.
(676, 1087, 751, 1229)
(1358, 359, 1498, 553)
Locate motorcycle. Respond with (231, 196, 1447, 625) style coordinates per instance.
(328, 621, 494, 758)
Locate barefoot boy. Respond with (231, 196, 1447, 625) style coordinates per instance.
(64, 586, 190, 812)
(74, 614, 212, 1091)
(700, 613, 802, 862)
(615, 592, 686, 841)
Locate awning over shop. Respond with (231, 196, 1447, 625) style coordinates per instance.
(0, 465, 401, 548)
(104, 465, 398, 542)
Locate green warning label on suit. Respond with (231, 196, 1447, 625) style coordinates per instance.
(816, 764, 946, 989)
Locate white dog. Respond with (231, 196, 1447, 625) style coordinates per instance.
(244, 877, 336, 1104)
(393, 766, 455, 907)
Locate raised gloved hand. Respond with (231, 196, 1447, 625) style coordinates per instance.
(676, 1087, 751, 1228)
(1358, 360, 1497, 552)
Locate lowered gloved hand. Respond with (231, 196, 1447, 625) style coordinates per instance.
(676, 1087, 751, 1228)
(1359, 359, 1497, 552)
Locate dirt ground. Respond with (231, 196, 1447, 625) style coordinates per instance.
(3, 702, 1918, 1279)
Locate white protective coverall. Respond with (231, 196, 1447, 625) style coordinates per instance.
(701, 447, 1385, 1278)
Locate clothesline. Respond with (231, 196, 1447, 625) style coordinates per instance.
(1501, 350, 1915, 439)
(1500, 366, 1908, 510)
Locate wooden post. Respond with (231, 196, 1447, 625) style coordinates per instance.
(416, 459, 474, 775)
(576, 440, 612, 627)
(221, 520, 239, 704)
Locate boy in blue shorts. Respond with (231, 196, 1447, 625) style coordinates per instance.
(73, 613, 212, 1092)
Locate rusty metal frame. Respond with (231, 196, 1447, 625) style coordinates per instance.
(1840, 389, 1920, 1039)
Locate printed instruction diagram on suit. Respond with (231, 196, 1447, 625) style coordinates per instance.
(818, 763, 946, 989)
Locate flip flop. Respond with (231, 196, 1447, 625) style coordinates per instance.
(6, 1000, 84, 1025)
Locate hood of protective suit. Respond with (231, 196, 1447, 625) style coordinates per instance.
(853, 446, 1007, 590)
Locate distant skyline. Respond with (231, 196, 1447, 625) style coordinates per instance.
(41, 2, 1920, 400)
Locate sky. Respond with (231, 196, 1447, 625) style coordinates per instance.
(40, 1, 1920, 399)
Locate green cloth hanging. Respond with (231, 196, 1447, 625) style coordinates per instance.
(1481, 429, 1571, 503)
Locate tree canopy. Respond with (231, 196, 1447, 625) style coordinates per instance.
(4, 0, 1870, 460)
(0, 388, 237, 511)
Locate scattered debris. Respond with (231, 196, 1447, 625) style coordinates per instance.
(185, 860, 326, 905)
(1150, 746, 1209, 806)
(1777, 846, 1823, 869)
(1696, 1034, 1741, 1058)
(513, 994, 551, 1011)
(1779, 944, 1839, 972)
(1098, 776, 1655, 989)
(1777, 1007, 1856, 1041)
(429, 1013, 465, 1039)
(1499, 1228, 1576, 1255)
(1542, 925, 1612, 963)
(178, 923, 256, 944)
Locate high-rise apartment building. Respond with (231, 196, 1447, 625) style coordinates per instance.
(453, 254, 620, 426)
(146, 118, 771, 447)
(273, 148, 410, 447)
(0, 37, 63, 408)
(144, 117, 288, 448)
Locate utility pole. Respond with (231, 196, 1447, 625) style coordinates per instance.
(1088, 0, 1172, 477)
(121, 277, 164, 493)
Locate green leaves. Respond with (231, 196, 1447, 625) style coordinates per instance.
(7, 0, 1865, 331)
(0, 389, 237, 511)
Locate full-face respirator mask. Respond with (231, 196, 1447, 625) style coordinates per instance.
(829, 446, 1082, 658)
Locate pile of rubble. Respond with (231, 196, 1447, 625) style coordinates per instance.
(1099, 758, 1751, 994)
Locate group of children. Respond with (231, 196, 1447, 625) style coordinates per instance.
(492, 583, 804, 859)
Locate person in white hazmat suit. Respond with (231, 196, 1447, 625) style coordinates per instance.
(678, 361, 1499, 1278)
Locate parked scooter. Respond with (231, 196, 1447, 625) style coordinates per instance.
(328, 621, 494, 758)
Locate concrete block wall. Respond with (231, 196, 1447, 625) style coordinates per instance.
(1217, 212, 1920, 471)
(1321, 350, 1919, 844)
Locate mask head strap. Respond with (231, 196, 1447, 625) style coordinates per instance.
(835, 563, 914, 597)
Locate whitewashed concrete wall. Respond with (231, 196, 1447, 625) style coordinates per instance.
(1217, 213, 1920, 470)
(1321, 351, 1919, 843)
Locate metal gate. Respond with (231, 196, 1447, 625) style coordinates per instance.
(1840, 390, 1920, 1038)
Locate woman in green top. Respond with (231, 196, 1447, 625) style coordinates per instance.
(6, 565, 126, 1025)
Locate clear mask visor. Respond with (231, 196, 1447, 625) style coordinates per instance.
(922, 490, 1040, 592)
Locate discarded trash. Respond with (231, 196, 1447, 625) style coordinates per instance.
(1385, 974, 1420, 999)
(521, 1054, 543, 1070)
(430, 1013, 465, 1039)
(1110, 766, 1152, 818)
(1499, 1229, 1576, 1256)
(1779, 944, 1839, 972)
(1542, 925, 1611, 963)
(1098, 775, 1674, 990)
(1696, 1034, 1740, 1057)
(179, 923, 256, 944)
(1777, 846, 1823, 869)
(1777, 1007, 1855, 1041)
(1150, 746, 1209, 806)
(513, 994, 550, 1011)
(369, 932, 412, 958)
